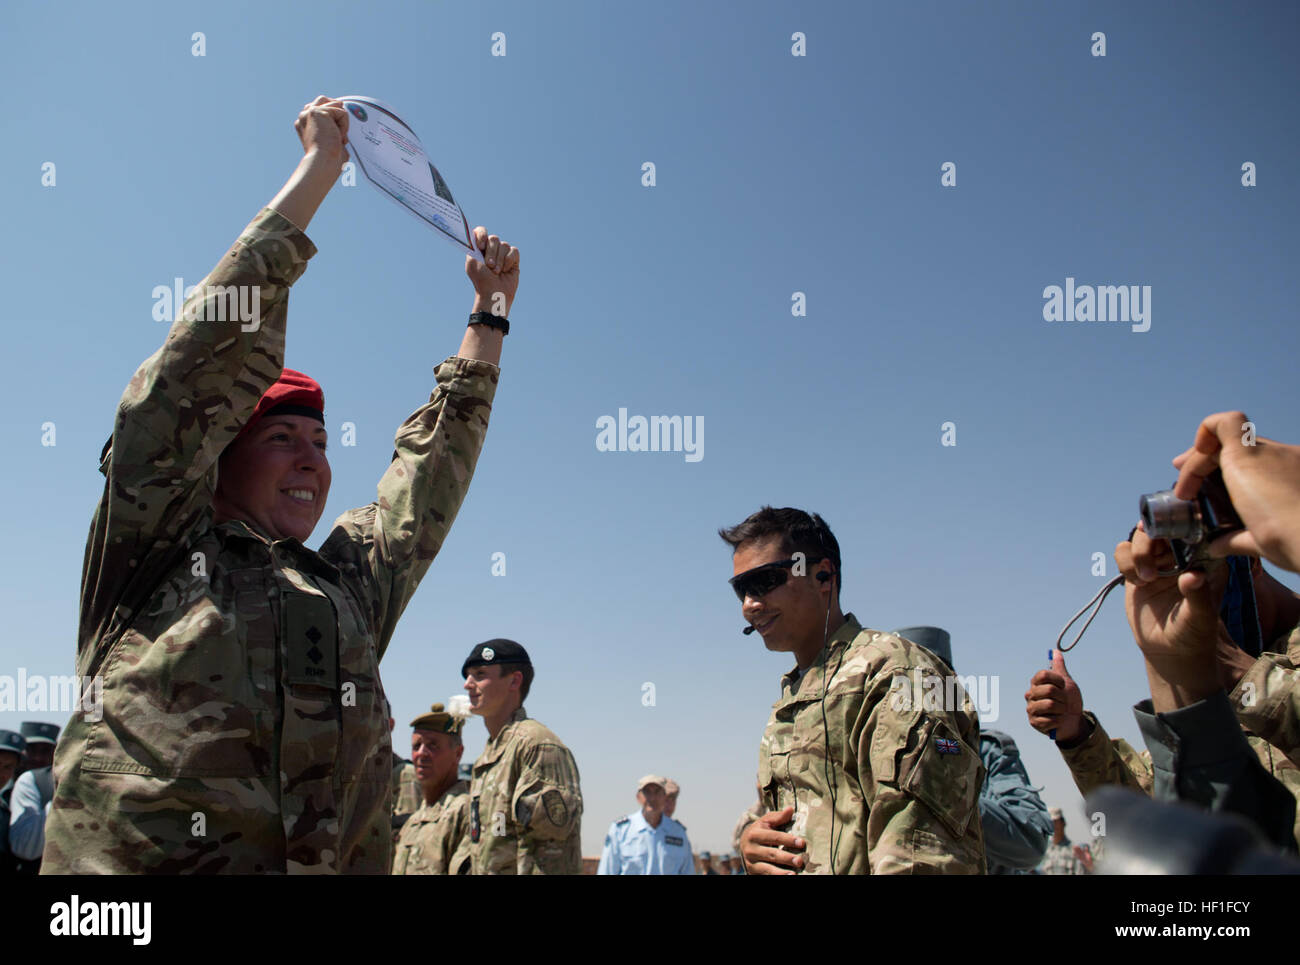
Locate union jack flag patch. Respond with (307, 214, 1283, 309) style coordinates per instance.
(935, 737, 960, 755)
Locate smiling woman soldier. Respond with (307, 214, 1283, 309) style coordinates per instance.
(42, 96, 519, 874)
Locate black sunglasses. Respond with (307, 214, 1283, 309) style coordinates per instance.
(729, 557, 824, 602)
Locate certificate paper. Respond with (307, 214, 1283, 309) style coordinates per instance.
(338, 95, 483, 261)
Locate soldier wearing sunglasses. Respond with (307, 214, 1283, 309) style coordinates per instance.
(722, 506, 987, 874)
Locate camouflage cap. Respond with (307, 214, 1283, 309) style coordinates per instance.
(19, 721, 59, 745)
(461, 638, 532, 677)
(0, 729, 25, 758)
(892, 626, 953, 670)
(409, 702, 465, 736)
(637, 774, 668, 792)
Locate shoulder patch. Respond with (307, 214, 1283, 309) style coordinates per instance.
(616, 816, 630, 826)
(543, 788, 569, 827)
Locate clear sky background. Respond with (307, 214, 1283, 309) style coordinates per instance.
(1, 0, 1297, 861)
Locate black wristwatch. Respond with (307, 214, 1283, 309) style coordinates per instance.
(468, 311, 509, 336)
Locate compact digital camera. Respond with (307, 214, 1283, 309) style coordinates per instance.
(1139, 469, 1243, 572)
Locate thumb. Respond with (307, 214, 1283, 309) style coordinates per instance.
(1051, 648, 1071, 679)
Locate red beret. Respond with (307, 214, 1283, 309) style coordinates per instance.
(238, 368, 325, 439)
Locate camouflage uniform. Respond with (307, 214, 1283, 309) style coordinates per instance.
(1232, 624, 1300, 759)
(456, 708, 583, 874)
(742, 615, 986, 874)
(1058, 624, 1300, 848)
(392, 759, 421, 829)
(1036, 837, 1089, 875)
(392, 779, 471, 875)
(43, 208, 498, 874)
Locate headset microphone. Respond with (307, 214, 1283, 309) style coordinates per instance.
(742, 625, 756, 635)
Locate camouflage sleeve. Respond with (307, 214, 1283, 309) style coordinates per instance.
(511, 742, 583, 849)
(81, 208, 315, 663)
(856, 670, 986, 874)
(445, 794, 473, 873)
(448, 822, 472, 876)
(1055, 711, 1155, 798)
(319, 356, 498, 659)
(1232, 634, 1300, 760)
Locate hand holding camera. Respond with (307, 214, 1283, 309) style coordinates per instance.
(1169, 410, 1300, 576)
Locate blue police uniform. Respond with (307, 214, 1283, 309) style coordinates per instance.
(980, 729, 1053, 874)
(597, 810, 694, 874)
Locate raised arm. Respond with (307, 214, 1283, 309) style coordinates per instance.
(319, 227, 520, 654)
(80, 99, 347, 659)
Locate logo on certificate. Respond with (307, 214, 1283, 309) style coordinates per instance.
(347, 104, 368, 122)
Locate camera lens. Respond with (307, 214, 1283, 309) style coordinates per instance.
(1139, 489, 1203, 542)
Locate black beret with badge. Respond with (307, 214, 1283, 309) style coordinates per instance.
(461, 638, 532, 677)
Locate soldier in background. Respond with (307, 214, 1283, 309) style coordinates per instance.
(698, 850, 718, 875)
(456, 640, 583, 874)
(393, 703, 471, 874)
(597, 775, 694, 874)
(389, 714, 421, 844)
(0, 730, 25, 874)
(894, 626, 1052, 874)
(725, 507, 985, 874)
(1036, 807, 1092, 874)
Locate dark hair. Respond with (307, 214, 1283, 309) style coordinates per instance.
(718, 506, 842, 602)
(494, 662, 534, 703)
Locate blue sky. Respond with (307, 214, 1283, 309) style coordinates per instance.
(2, 0, 1297, 861)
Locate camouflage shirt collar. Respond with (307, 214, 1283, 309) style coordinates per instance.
(483, 706, 529, 755)
(214, 518, 341, 581)
(412, 779, 470, 823)
(781, 612, 862, 691)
